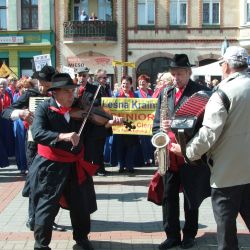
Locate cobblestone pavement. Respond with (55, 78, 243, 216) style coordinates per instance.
(0, 164, 249, 250)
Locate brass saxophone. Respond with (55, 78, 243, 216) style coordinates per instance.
(151, 87, 171, 176)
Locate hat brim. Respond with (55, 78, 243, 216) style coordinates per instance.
(169, 65, 195, 69)
(32, 71, 51, 81)
(47, 84, 77, 92)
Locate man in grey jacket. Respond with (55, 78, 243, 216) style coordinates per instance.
(171, 46, 250, 250)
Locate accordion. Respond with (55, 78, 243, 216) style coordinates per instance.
(171, 90, 212, 165)
(171, 90, 212, 140)
(27, 97, 50, 142)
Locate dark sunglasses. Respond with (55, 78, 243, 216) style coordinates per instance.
(79, 73, 87, 77)
(219, 61, 226, 66)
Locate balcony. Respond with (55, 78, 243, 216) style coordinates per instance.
(63, 21, 117, 44)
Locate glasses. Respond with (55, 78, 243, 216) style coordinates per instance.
(99, 76, 108, 80)
(79, 74, 87, 77)
(219, 61, 226, 67)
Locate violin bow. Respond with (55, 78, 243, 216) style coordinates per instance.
(71, 83, 102, 151)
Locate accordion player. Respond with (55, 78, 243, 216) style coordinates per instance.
(171, 90, 212, 166)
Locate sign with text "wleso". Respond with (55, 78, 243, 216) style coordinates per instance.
(101, 97, 158, 135)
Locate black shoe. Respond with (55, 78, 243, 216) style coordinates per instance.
(180, 238, 195, 249)
(52, 222, 66, 231)
(118, 168, 125, 173)
(128, 169, 135, 174)
(159, 238, 181, 249)
(76, 239, 94, 250)
(26, 218, 34, 231)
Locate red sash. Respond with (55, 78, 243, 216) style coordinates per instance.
(38, 144, 99, 184)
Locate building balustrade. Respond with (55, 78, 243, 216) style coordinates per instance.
(63, 20, 117, 42)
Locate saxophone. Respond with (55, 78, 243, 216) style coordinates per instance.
(151, 87, 171, 176)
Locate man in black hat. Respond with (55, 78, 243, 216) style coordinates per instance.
(1, 65, 66, 232)
(152, 54, 211, 249)
(29, 73, 99, 250)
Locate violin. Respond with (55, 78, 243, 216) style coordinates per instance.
(70, 106, 136, 131)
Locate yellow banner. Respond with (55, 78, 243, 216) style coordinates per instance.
(112, 60, 136, 68)
(0, 63, 11, 78)
(102, 97, 158, 135)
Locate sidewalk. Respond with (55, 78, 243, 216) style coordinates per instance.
(0, 164, 249, 250)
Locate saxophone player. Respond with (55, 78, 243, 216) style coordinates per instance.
(152, 54, 211, 249)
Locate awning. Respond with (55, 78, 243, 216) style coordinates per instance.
(191, 61, 222, 76)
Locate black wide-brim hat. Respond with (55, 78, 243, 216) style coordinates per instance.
(32, 65, 56, 82)
(47, 73, 77, 91)
(169, 54, 195, 68)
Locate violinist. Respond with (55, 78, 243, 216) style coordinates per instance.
(29, 73, 98, 250)
(80, 69, 113, 176)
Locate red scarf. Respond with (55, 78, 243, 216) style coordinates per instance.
(38, 144, 99, 184)
(118, 89, 134, 98)
(78, 86, 85, 97)
(49, 106, 71, 115)
(152, 86, 165, 98)
(174, 87, 184, 105)
(139, 88, 153, 98)
(0, 91, 11, 112)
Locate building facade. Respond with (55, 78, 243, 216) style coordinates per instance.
(0, 0, 55, 77)
(56, 0, 250, 87)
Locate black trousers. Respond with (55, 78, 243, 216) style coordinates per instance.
(33, 165, 90, 249)
(162, 171, 198, 239)
(85, 136, 106, 172)
(211, 184, 250, 250)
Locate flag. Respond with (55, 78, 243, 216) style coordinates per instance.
(0, 63, 12, 78)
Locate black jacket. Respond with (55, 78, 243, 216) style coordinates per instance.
(29, 97, 96, 225)
(152, 80, 211, 209)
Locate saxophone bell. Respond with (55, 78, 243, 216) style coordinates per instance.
(151, 131, 170, 149)
(151, 131, 170, 176)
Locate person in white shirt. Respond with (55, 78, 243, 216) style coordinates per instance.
(80, 10, 88, 21)
(171, 46, 250, 250)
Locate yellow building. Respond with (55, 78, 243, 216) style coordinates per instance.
(56, 0, 250, 88)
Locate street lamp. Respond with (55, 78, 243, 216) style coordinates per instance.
(221, 37, 229, 56)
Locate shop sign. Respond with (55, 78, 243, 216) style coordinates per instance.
(67, 56, 114, 73)
(0, 36, 24, 44)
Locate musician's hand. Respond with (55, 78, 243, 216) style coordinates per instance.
(162, 119, 172, 132)
(105, 116, 124, 128)
(170, 143, 183, 156)
(58, 132, 80, 147)
(19, 109, 34, 125)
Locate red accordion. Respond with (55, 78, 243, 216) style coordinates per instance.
(170, 90, 212, 166)
(171, 90, 212, 140)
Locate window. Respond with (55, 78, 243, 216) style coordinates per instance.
(73, 0, 89, 21)
(138, 0, 155, 25)
(170, 0, 187, 25)
(21, 0, 38, 29)
(0, 58, 9, 68)
(247, 0, 250, 23)
(0, 0, 7, 30)
(203, 0, 220, 25)
(98, 0, 112, 21)
(20, 58, 33, 77)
